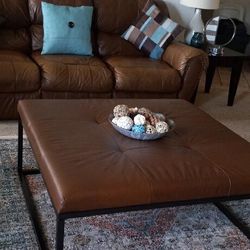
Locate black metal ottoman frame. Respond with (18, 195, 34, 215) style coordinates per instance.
(17, 119, 250, 250)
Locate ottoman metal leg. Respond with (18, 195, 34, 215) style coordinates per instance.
(214, 202, 250, 239)
(56, 216, 65, 250)
(18, 118, 46, 249)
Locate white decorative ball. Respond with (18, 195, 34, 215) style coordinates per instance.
(146, 124, 157, 134)
(155, 121, 169, 133)
(117, 116, 134, 130)
(134, 114, 146, 126)
(112, 117, 119, 125)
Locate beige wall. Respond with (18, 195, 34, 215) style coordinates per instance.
(217, 0, 250, 33)
(163, 0, 194, 27)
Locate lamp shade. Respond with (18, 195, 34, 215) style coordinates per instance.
(180, 0, 220, 10)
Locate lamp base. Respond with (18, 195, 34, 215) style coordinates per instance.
(185, 8, 204, 46)
(190, 32, 205, 49)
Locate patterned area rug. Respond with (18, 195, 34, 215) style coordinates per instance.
(1, 140, 250, 249)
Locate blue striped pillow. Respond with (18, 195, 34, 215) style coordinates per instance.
(122, 4, 183, 59)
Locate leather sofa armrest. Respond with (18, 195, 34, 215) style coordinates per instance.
(162, 42, 208, 101)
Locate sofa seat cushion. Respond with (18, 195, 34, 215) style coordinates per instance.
(32, 52, 113, 92)
(105, 56, 181, 93)
(0, 50, 40, 93)
(0, 92, 39, 120)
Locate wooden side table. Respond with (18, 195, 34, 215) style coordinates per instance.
(205, 47, 249, 106)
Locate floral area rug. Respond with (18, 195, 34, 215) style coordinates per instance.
(1, 139, 250, 249)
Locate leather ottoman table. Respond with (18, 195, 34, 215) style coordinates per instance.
(17, 99, 250, 249)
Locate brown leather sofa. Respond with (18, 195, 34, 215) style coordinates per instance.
(0, 0, 208, 120)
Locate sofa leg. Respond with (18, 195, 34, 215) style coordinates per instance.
(190, 85, 198, 104)
(56, 216, 65, 250)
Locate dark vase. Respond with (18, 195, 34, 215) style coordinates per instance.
(191, 32, 205, 49)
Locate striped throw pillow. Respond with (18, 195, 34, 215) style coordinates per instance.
(122, 4, 183, 60)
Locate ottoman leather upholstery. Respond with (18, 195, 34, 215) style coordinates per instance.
(18, 99, 250, 214)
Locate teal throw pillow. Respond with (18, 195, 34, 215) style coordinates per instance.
(41, 2, 93, 55)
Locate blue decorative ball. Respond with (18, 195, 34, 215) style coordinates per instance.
(132, 125, 145, 134)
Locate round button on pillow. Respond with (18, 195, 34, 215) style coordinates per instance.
(68, 21, 75, 28)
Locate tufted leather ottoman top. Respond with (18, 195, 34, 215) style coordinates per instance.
(18, 99, 250, 214)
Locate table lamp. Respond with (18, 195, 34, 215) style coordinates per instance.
(180, 0, 220, 47)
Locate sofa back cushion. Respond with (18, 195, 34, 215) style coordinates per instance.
(0, 0, 31, 53)
(28, 0, 92, 51)
(93, 0, 169, 57)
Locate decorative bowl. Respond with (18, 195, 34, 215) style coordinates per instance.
(109, 114, 175, 141)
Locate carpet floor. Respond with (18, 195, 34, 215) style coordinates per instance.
(0, 83, 250, 249)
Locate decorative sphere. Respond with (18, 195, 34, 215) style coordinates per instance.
(113, 104, 129, 118)
(155, 121, 169, 133)
(129, 107, 138, 115)
(134, 114, 146, 125)
(112, 117, 119, 125)
(117, 116, 133, 130)
(132, 125, 146, 134)
(146, 124, 157, 134)
(138, 107, 152, 116)
(155, 113, 166, 121)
